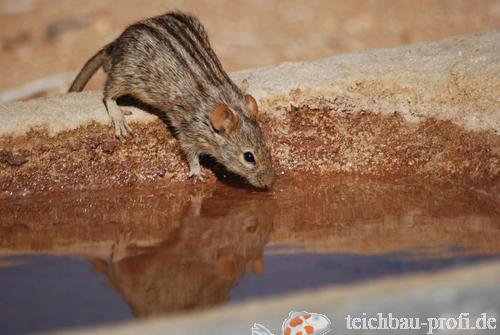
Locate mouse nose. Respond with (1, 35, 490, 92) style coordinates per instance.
(260, 171, 276, 189)
(249, 169, 276, 189)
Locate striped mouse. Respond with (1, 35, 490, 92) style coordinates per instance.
(69, 11, 275, 188)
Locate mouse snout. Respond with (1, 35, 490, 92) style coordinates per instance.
(264, 171, 276, 188)
(255, 169, 275, 189)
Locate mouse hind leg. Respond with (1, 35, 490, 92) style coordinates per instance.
(103, 80, 134, 138)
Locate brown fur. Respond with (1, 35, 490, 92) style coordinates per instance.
(69, 11, 275, 188)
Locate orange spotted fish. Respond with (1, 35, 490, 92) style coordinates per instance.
(252, 311, 331, 335)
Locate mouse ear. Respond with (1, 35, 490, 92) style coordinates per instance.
(245, 94, 258, 120)
(210, 104, 239, 134)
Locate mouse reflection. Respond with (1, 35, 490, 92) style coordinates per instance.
(89, 190, 275, 318)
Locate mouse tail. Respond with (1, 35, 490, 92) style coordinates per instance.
(68, 47, 107, 92)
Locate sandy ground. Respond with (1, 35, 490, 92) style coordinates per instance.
(1, 0, 499, 99)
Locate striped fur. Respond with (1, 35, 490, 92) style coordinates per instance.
(69, 11, 274, 188)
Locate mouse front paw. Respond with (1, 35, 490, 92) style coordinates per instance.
(186, 153, 206, 181)
(188, 169, 206, 181)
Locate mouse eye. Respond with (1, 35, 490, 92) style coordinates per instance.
(243, 151, 255, 164)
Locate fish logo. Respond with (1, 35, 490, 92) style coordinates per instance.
(252, 311, 332, 335)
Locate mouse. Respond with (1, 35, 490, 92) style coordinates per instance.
(69, 11, 275, 188)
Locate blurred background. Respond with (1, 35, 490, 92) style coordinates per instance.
(0, 0, 499, 101)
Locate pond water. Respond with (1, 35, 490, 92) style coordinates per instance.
(0, 176, 499, 334)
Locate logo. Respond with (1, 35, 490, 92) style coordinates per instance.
(252, 311, 332, 335)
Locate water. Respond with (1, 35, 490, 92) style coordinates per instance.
(0, 176, 499, 334)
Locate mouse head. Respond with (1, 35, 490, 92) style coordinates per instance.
(207, 95, 275, 189)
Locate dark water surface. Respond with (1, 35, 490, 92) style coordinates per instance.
(0, 176, 499, 334)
